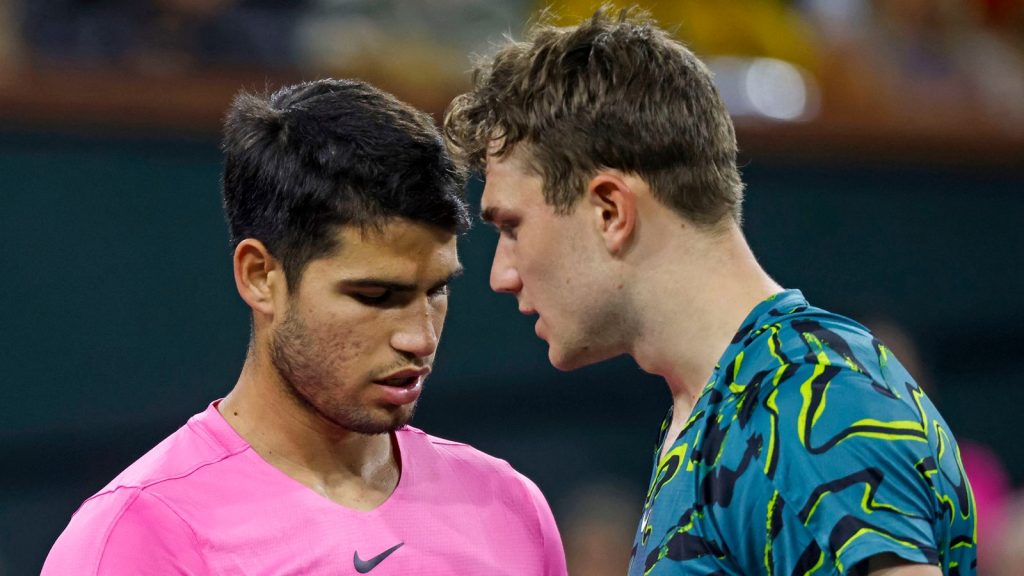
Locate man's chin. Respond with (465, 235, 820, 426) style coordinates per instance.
(345, 418, 412, 435)
(323, 404, 417, 435)
(548, 345, 603, 372)
(374, 405, 417, 433)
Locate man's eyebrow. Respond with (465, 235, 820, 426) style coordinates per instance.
(429, 266, 465, 292)
(341, 279, 417, 292)
(341, 266, 465, 293)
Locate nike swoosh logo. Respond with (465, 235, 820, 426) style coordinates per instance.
(353, 542, 404, 573)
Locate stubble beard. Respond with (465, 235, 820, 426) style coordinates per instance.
(269, 308, 417, 435)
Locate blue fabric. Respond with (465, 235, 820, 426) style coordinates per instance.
(628, 290, 976, 575)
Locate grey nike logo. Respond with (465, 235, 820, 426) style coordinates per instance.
(353, 542, 404, 573)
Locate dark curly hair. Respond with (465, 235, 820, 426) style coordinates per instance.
(222, 78, 471, 287)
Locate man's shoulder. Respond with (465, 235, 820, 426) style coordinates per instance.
(742, 306, 879, 372)
(727, 302, 923, 405)
(42, 404, 250, 574)
(91, 406, 245, 503)
(396, 426, 560, 546)
(730, 323, 935, 484)
(722, 305, 929, 461)
(42, 406, 228, 576)
(398, 426, 538, 491)
(400, 426, 516, 473)
(43, 474, 210, 575)
(733, 355, 923, 443)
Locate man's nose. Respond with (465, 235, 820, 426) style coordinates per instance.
(392, 302, 441, 359)
(489, 239, 522, 294)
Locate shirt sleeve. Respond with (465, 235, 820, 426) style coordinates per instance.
(751, 363, 946, 574)
(518, 474, 569, 576)
(42, 488, 209, 575)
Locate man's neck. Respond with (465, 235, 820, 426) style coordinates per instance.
(628, 225, 781, 438)
(218, 358, 400, 510)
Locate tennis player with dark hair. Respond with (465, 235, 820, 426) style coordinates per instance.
(43, 78, 567, 575)
(445, 8, 976, 576)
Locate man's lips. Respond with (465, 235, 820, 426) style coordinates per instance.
(373, 368, 427, 406)
(374, 368, 430, 388)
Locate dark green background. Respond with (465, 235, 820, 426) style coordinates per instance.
(2, 129, 1022, 574)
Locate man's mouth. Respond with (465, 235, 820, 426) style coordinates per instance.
(374, 368, 430, 388)
(372, 368, 428, 406)
(377, 376, 418, 387)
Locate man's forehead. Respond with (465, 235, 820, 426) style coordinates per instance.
(481, 151, 538, 207)
(331, 219, 457, 257)
(479, 179, 521, 222)
(482, 151, 505, 179)
(313, 236, 460, 288)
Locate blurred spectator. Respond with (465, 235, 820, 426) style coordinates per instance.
(296, 0, 526, 95)
(875, 0, 1024, 125)
(543, 0, 822, 71)
(540, 1, 828, 123)
(970, 0, 1024, 54)
(19, 0, 303, 74)
(560, 480, 639, 576)
(802, 0, 1024, 129)
(796, 0, 896, 118)
(960, 440, 1014, 573)
(992, 489, 1024, 575)
(12, 0, 1024, 131)
(15, 0, 531, 80)
(0, 0, 22, 75)
(543, 0, 1024, 130)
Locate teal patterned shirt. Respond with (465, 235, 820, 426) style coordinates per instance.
(628, 290, 976, 575)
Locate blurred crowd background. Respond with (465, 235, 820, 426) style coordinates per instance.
(1, 1, 1022, 574)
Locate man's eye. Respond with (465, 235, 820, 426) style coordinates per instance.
(354, 291, 391, 305)
(498, 224, 518, 239)
(429, 284, 450, 298)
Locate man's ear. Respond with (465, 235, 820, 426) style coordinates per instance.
(233, 239, 285, 317)
(587, 172, 637, 255)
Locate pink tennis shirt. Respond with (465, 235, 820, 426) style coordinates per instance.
(42, 402, 567, 575)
